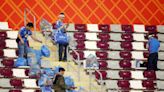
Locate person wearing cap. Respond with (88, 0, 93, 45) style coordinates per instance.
(16, 22, 42, 58)
(147, 33, 160, 70)
(55, 13, 69, 61)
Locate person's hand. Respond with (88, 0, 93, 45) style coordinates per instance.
(21, 40, 24, 44)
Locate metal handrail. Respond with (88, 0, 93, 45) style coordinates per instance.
(67, 45, 81, 81)
(24, 8, 36, 34)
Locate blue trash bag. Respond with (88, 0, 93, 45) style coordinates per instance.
(53, 66, 61, 75)
(41, 86, 52, 92)
(38, 74, 53, 87)
(65, 76, 75, 87)
(42, 68, 54, 78)
(15, 57, 27, 67)
(29, 64, 41, 77)
(41, 45, 50, 57)
(54, 30, 69, 45)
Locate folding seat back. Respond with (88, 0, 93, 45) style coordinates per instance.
(0, 41, 6, 49)
(121, 41, 132, 50)
(96, 51, 108, 59)
(98, 24, 110, 32)
(110, 33, 122, 41)
(109, 42, 122, 50)
(143, 70, 156, 79)
(119, 60, 131, 69)
(119, 71, 131, 79)
(97, 33, 110, 41)
(105, 80, 118, 89)
(76, 41, 85, 50)
(85, 33, 99, 40)
(159, 52, 164, 60)
(121, 33, 133, 41)
(66, 23, 75, 31)
(74, 32, 86, 40)
(117, 80, 130, 89)
(96, 41, 109, 49)
(142, 80, 154, 89)
(2, 68, 13, 77)
(2, 58, 14, 67)
(120, 51, 132, 59)
(75, 24, 87, 31)
(157, 81, 164, 90)
(108, 51, 121, 59)
(122, 25, 133, 33)
(9, 90, 22, 92)
(95, 71, 107, 80)
(0, 31, 7, 38)
(145, 25, 157, 33)
(99, 61, 108, 69)
(158, 34, 164, 42)
(10, 79, 23, 88)
(133, 24, 145, 33)
(87, 24, 99, 32)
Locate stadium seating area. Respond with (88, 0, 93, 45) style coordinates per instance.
(66, 24, 164, 92)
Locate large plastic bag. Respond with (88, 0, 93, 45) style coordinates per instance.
(15, 57, 27, 67)
(29, 64, 41, 77)
(38, 74, 52, 86)
(54, 30, 70, 45)
(42, 68, 54, 78)
(41, 45, 50, 57)
(85, 54, 99, 69)
(65, 76, 75, 92)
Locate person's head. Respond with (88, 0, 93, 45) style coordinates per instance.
(26, 22, 34, 30)
(58, 12, 65, 21)
(59, 67, 65, 75)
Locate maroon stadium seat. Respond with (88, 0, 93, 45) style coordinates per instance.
(0, 31, 7, 38)
(143, 52, 149, 58)
(99, 61, 108, 69)
(97, 33, 110, 41)
(1, 68, 13, 77)
(120, 51, 132, 59)
(143, 70, 156, 79)
(35, 90, 41, 92)
(9, 90, 22, 92)
(117, 80, 130, 89)
(2, 58, 14, 67)
(0, 40, 6, 48)
(121, 33, 133, 41)
(52, 23, 57, 29)
(98, 24, 110, 32)
(95, 71, 107, 79)
(71, 51, 84, 60)
(25, 69, 30, 76)
(76, 41, 85, 49)
(121, 41, 132, 50)
(0, 50, 4, 58)
(10, 79, 23, 88)
(97, 41, 109, 49)
(119, 71, 131, 79)
(119, 60, 131, 69)
(142, 80, 154, 89)
(75, 24, 87, 31)
(122, 25, 133, 32)
(145, 25, 157, 33)
(96, 51, 108, 59)
(74, 32, 86, 40)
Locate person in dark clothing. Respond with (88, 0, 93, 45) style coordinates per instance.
(53, 68, 72, 92)
(55, 13, 69, 61)
(147, 33, 160, 70)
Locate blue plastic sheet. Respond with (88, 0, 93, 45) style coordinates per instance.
(15, 57, 27, 67)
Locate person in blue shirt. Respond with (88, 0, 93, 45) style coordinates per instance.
(147, 33, 160, 70)
(55, 13, 69, 61)
(16, 22, 42, 58)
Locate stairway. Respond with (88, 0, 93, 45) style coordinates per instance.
(29, 32, 106, 92)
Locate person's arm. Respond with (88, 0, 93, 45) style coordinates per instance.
(31, 34, 42, 43)
(18, 33, 24, 44)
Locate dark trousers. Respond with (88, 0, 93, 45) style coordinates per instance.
(58, 44, 68, 61)
(147, 52, 158, 70)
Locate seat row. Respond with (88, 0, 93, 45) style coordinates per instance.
(0, 31, 18, 39)
(58, 24, 164, 33)
(95, 70, 164, 80)
(70, 50, 164, 60)
(0, 78, 39, 88)
(105, 80, 164, 90)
